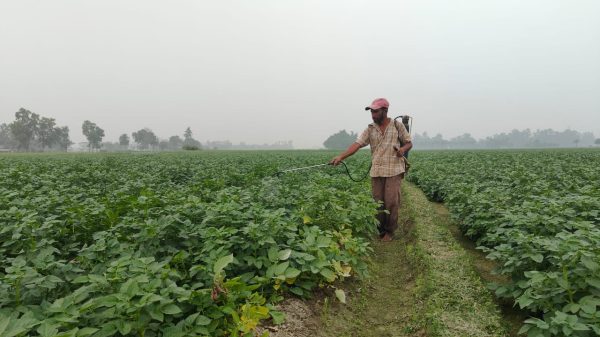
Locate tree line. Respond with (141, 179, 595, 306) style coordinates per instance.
(323, 128, 600, 149)
(413, 129, 599, 149)
(0, 108, 71, 151)
(0, 108, 202, 152)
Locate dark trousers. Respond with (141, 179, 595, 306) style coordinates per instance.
(371, 174, 402, 236)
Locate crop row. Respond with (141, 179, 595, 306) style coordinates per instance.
(0, 151, 375, 337)
(407, 149, 600, 337)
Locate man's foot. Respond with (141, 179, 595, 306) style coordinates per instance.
(381, 233, 393, 242)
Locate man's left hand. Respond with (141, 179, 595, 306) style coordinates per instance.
(393, 145, 404, 157)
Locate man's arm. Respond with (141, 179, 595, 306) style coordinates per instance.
(394, 141, 413, 157)
(330, 142, 362, 166)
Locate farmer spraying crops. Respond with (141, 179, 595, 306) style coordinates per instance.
(330, 98, 412, 242)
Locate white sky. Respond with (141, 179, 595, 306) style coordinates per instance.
(1, 0, 599, 148)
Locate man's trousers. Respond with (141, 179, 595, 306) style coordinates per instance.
(371, 174, 402, 236)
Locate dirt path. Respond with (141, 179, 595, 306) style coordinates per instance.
(263, 182, 518, 337)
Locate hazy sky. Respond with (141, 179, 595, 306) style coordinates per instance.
(1, 0, 599, 148)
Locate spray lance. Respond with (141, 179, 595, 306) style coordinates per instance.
(276, 114, 413, 181)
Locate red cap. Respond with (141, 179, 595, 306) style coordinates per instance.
(365, 98, 389, 111)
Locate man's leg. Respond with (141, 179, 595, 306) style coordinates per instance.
(371, 177, 386, 237)
(382, 174, 402, 237)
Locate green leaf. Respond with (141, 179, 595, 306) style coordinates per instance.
(586, 278, 600, 289)
(289, 287, 303, 296)
(46, 275, 63, 283)
(119, 279, 139, 298)
(319, 268, 336, 282)
(563, 303, 580, 314)
(147, 304, 164, 322)
(278, 249, 292, 260)
(213, 254, 234, 275)
(335, 289, 346, 304)
(54, 328, 79, 337)
(517, 295, 534, 309)
(581, 256, 599, 271)
(196, 315, 212, 326)
(161, 303, 182, 315)
(268, 246, 278, 262)
(285, 267, 301, 279)
(115, 320, 132, 335)
(524, 317, 549, 329)
(530, 254, 543, 263)
(71, 275, 90, 284)
(88, 274, 108, 285)
(37, 322, 59, 337)
(579, 296, 600, 314)
(270, 310, 286, 325)
(94, 295, 119, 308)
(316, 236, 331, 248)
(273, 261, 289, 276)
(0, 316, 11, 336)
(89, 324, 117, 337)
(572, 323, 590, 331)
(185, 313, 199, 326)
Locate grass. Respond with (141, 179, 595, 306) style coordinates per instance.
(404, 183, 510, 336)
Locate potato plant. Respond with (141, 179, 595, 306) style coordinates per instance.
(407, 149, 600, 336)
(0, 151, 376, 337)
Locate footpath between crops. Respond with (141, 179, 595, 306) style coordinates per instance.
(262, 182, 519, 337)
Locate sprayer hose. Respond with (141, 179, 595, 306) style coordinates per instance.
(339, 160, 371, 182)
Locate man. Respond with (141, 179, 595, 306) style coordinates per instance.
(330, 98, 412, 242)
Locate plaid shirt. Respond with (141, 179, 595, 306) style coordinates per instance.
(356, 119, 412, 177)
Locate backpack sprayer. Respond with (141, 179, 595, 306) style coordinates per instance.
(276, 115, 413, 181)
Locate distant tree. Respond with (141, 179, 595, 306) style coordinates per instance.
(595, 138, 600, 145)
(82, 120, 105, 151)
(132, 128, 159, 150)
(9, 108, 40, 151)
(54, 126, 72, 151)
(182, 127, 202, 150)
(0, 123, 17, 149)
(449, 133, 478, 149)
(580, 132, 595, 146)
(36, 117, 57, 150)
(184, 127, 193, 142)
(158, 140, 169, 151)
(168, 135, 183, 150)
(119, 134, 130, 148)
(507, 129, 532, 148)
(481, 133, 508, 148)
(431, 133, 448, 148)
(323, 130, 357, 149)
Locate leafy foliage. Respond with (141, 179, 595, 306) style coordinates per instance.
(82, 120, 105, 151)
(132, 128, 159, 150)
(323, 130, 358, 149)
(0, 151, 376, 336)
(407, 149, 600, 336)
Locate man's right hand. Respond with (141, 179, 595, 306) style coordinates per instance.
(330, 156, 344, 166)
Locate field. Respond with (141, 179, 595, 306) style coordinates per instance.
(0, 151, 377, 337)
(408, 149, 600, 336)
(1, 149, 599, 337)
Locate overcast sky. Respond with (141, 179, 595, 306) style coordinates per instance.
(1, 0, 599, 148)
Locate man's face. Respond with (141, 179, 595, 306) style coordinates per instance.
(370, 108, 386, 125)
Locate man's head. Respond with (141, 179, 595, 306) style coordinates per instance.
(365, 98, 389, 125)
